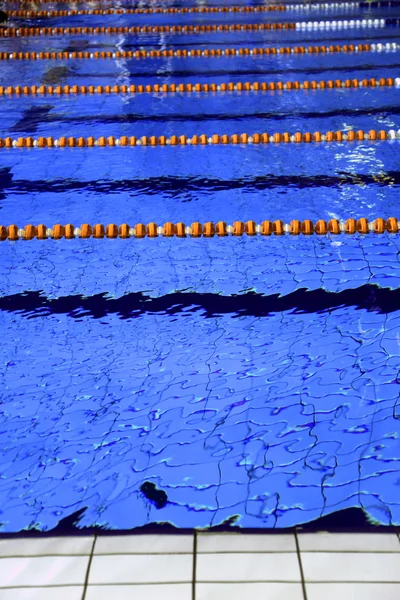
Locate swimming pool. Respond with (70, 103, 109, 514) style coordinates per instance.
(1, 0, 400, 533)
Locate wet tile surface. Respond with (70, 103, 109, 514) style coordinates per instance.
(298, 532, 400, 552)
(88, 553, 193, 584)
(306, 583, 400, 600)
(301, 552, 400, 582)
(0, 537, 94, 557)
(0, 533, 399, 598)
(197, 533, 297, 553)
(85, 584, 192, 600)
(196, 582, 304, 600)
(0, 555, 89, 587)
(94, 534, 193, 555)
(0, 588, 84, 600)
(196, 552, 301, 582)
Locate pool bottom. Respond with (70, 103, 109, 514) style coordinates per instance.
(1, 236, 400, 534)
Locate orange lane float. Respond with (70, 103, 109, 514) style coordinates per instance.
(7, 0, 397, 7)
(0, 22, 300, 38)
(0, 130, 393, 149)
(0, 77, 395, 97)
(7, 18, 394, 37)
(1, 218, 398, 241)
(9, 5, 288, 17)
(0, 43, 379, 62)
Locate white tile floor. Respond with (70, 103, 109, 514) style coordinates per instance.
(0, 532, 399, 599)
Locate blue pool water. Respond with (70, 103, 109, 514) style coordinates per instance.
(1, 1, 400, 533)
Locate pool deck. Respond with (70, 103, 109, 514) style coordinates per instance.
(1, 531, 400, 599)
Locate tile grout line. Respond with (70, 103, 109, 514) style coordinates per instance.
(2, 549, 400, 559)
(2, 581, 400, 589)
(294, 530, 308, 600)
(396, 529, 400, 545)
(81, 536, 97, 600)
(192, 531, 197, 600)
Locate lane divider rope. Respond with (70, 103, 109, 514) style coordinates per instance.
(0, 42, 396, 62)
(0, 22, 298, 37)
(6, 5, 293, 17)
(290, 1, 400, 9)
(1, 76, 398, 97)
(7, 1, 400, 12)
(1, 18, 398, 38)
(1, 218, 398, 241)
(0, 129, 397, 148)
(295, 17, 392, 28)
(1, 76, 398, 98)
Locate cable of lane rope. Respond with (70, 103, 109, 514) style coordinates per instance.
(1, 18, 398, 38)
(0, 129, 397, 148)
(7, 1, 400, 13)
(1, 218, 398, 241)
(1, 42, 397, 62)
(1, 76, 398, 97)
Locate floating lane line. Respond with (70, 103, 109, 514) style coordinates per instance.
(1, 76, 398, 97)
(0, 42, 397, 61)
(1, 18, 398, 38)
(0, 129, 397, 148)
(1, 218, 399, 241)
(295, 17, 394, 28)
(0, 22, 297, 38)
(7, 1, 400, 13)
(289, 1, 400, 9)
(7, 5, 293, 17)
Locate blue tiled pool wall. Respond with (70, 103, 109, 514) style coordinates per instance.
(1, 0, 400, 532)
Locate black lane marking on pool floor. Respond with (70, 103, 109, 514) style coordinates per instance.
(0, 507, 398, 537)
(57, 28, 400, 50)
(4, 100, 399, 133)
(0, 171, 398, 198)
(0, 285, 398, 321)
(17, 103, 400, 127)
(61, 61, 400, 79)
(59, 30, 400, 52)
(10, 105, 54, 134)
(0, 167, 12, 203)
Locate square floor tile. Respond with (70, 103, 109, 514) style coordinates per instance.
(0, 587, 84, 600)
(95, 534, 193, 554)
(197, 533, 296, 553)
(85, 583, 191, 600)
(196, 582, 303, 600)
(88, 553, 193, 584)
(298, 533, 400, 552)
(301, 552, 400, 582)
(197, 552, 300, 582)
(0, 556, 89, 587)
(307, 583, 400, 600)
(0, 536, 94, 557)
